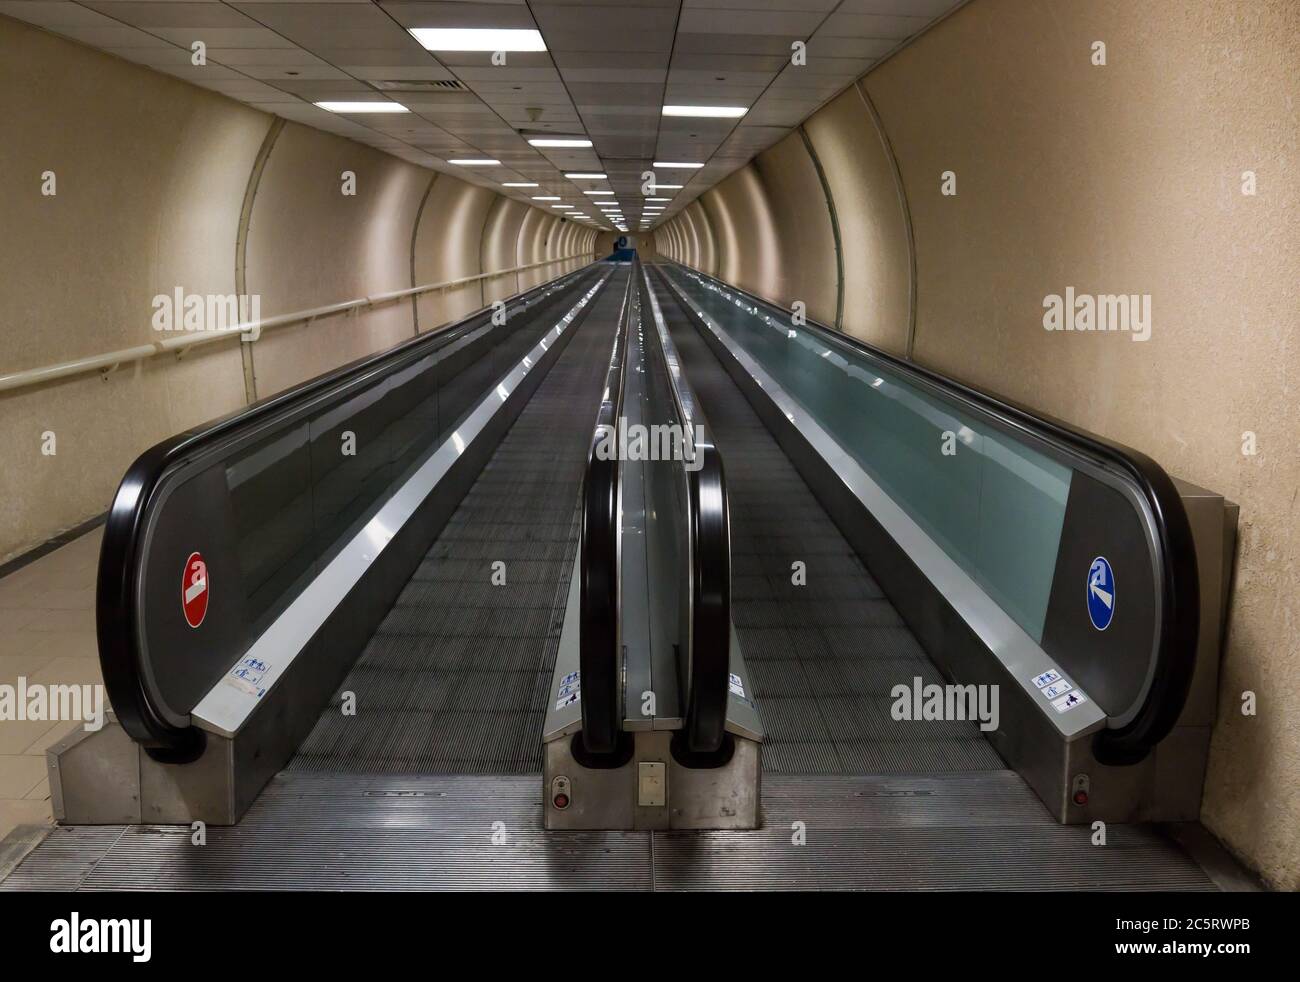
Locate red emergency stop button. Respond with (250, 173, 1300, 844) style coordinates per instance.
(553, 793, 569, 810)
(1073, 790, 1088, 805)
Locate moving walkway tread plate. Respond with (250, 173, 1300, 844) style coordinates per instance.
(0, 773, 1213, 891)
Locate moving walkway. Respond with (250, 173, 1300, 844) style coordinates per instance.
(1, 254, 1240, 890)
(644, 262, 1235, 826)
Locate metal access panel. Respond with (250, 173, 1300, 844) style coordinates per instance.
(543, 730, 762, 831)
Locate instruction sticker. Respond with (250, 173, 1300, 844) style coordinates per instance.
(556, 691, 580, 711)
(728, 673, 745, 698)
(1032, 670, 1061, 689)
(555, 670, 580, 710)
(224, 656, 272, 699)
(1051, 690, 1088, 713)
(1042, 680, 1073, 700)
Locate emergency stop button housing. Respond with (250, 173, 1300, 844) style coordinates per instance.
(550, 775, 571, 810)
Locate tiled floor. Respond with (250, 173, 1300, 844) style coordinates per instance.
(0, 527, 103, 841)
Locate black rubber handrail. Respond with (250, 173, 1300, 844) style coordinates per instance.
(657, 261, 1199, 765)
(98, 266, 602, 757)
(641, 267, 732, 754)
(577, 265, 635, 754)
(680, 445, 732, 753)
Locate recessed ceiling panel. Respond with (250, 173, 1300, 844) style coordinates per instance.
(10, 0, 963, 209)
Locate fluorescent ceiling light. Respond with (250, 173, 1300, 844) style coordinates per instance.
(448, 158, 499, 166)
(653, 162, 704, 169)
(645, 197, 672, 202)
(584, 190, 614, 196)
(551, 204, 573, 209)
(532, 195, 561, 201)
(502, 182, 539, 187)
(528, 138, 593, 148)
(409, 28, 545, 52)
(662, 105, 747, 118)
(315, 101, 408, 113)
(653, 183, 684, 189)
(564, 172, 606, 179)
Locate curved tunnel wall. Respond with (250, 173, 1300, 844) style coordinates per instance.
(0, 13, 594, 566)
(653, 0, 1300, 889)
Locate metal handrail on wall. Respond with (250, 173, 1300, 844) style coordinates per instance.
(0, 253, 593, 396)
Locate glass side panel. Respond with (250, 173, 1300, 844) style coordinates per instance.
(225, 422, 315, 633)
(664, 266, 1071, 642)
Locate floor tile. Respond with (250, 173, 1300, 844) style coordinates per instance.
(23, 721, 81, 757)
(0, 799, 53, 842)
(0, 756, 47, 798)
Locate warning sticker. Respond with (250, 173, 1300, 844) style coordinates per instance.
(1032, 670, 1061, 689)
(1051, 690, 1088, 713)
(182, 552, 209, 629)
(728, 673, 745, 698)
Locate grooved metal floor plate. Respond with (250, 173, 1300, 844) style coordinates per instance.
(649, 274, 1003, 774)
(1, 772, 1214, 891)
(289, 268, 629, 775)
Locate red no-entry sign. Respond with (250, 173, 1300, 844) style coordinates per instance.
(182, 552, 209, 629)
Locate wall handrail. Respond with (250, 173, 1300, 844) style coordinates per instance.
(0, 253, 592, 395)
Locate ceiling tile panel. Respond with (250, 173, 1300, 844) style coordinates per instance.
(9, 0, 963, 231)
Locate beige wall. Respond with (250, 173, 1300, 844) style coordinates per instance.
(803, 89, 911, 351)
(751, 131, 838, 327)
(0, 16, 262, 561)
(245, 124, 431, 395)
(0, 14, 594, 564)
(869, 0, 1300, 891)
(658, 0, 1300, 889)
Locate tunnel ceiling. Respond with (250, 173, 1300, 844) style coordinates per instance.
(5, 0, 961, 232)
